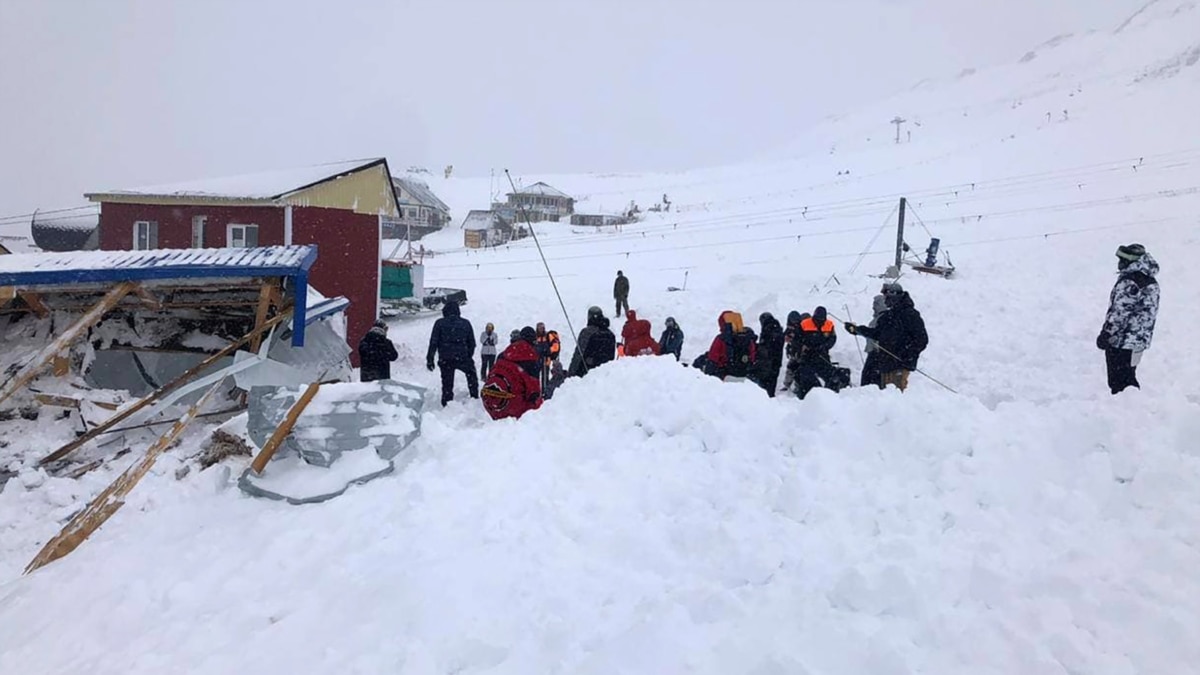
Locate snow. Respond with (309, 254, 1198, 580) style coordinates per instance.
(0, 245, 315, 281)
(89, 158, 383, 201)
(2, 4, 1200, 674)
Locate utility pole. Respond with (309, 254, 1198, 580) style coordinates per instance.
(891, 116, 906, 144)
(894, 197, 907, 270)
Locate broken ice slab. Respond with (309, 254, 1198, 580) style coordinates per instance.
(238, 380, 425, 505)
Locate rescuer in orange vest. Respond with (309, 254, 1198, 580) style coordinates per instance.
(786, 306, 844, 399)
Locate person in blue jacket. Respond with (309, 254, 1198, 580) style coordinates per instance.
(658, 316, 684, 361)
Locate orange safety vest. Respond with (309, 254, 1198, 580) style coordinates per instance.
(799, 317, 835, 334)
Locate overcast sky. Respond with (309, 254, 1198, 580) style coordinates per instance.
(0, 0, 1141, 220)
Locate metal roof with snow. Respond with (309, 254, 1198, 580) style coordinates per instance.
(394, 177, 450, 213)
(461, 210, 510, 231)
(85, 158, 387, 202)
(508, 182, 572, 199)
(0, 245, 320, 346)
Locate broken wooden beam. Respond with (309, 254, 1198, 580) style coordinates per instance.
(250, 382, 321, 475)
(0, 282, 137, 408)
(132, 285, 163, 310)
(37, 308, 293, 467)
(25, 379, 226, 574)
(17, 292, 50, 318)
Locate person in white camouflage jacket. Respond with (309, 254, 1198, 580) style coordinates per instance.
(1097, 243, 1160, 394)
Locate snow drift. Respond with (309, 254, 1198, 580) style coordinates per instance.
(3, 3, 1200, 674)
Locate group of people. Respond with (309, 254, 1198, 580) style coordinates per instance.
(689, 283, 928, 400)
(358, 243, 1161, 423)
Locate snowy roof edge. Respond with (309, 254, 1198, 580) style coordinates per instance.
(84, 158, 389, 202)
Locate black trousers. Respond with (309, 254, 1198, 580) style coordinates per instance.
(440, 360, 479, 405)
(615, 297, 629, 317)
(792, 357, 842, 400)
(1105, 348, 1139, 395)
(757, 363, 781, 398)
(861, 351, 884, 388)
(480, 354, 496, 380)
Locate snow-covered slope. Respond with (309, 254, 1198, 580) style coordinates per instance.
(2, 4, 1200, 674)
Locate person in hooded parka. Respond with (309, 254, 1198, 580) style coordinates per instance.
(1097, 243, 1160, 394)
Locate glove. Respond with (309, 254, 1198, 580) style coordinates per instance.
(426, 362, 435, 372)
(1095, 333, 1107, 350)
(844, 323, 858, 335)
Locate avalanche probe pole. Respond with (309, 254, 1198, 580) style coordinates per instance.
(843, 304, 865, 369)
(826, 311, 958, 395)
(504, 170, 586, 373)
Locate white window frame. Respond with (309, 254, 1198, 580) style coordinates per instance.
(226, 223, 259, 248)
(191, 215, 207, 248)
(133, 220, 158, 250)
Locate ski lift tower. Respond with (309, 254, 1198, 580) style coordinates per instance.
(891, 116, 907, 144)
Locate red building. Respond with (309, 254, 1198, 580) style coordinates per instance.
(86, 158, 400, 363)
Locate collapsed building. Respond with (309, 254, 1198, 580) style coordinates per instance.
(0, 244, 425, 573)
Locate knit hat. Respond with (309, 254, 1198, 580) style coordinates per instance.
(519, 326, 537, 343)
(1116, 243, 1146, 262)
(372, 319, 388, 330)
(786, 310, 802, 325)
(510, 329, 521, 341)
(812, 306, 828, 325)
(882, 282, 904, 296)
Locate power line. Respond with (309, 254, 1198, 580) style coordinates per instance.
(426, 216, 1180, 283)
(0, 205, 98, 224)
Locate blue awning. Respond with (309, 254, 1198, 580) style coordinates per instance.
(0, 245, 320, 346)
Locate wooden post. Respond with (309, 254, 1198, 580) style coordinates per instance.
(38, 309, 293, 467)
(248, 280, 276, 354)
(249, 382, 321, 475)
(0, 282, 136, 408)
(894, 197, 907, 270)
(25, 378, 225, 574)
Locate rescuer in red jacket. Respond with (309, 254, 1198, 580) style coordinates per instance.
(481, 327, 543, 420)
(621, 310, 661, 357)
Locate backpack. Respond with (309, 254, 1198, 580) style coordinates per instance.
(482, 359, 538, 420)
(827, 364, 851, 392)
(723, 330, 756, 378)
(584, 329, 616, 368)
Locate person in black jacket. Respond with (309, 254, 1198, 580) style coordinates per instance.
(787, 306, 842, 399)
(358, 319, 398, 382)
(426, 300, 478, 405)
(845, 285, 928, 391)
(568, 306, 616, 377)
(753, 312, 785, 397)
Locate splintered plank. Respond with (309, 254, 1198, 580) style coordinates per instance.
(25, 379, 226, 574)
(17, 292, 51, 318)
(0, 282, 137, 408)
(37, 309, 293, 467)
